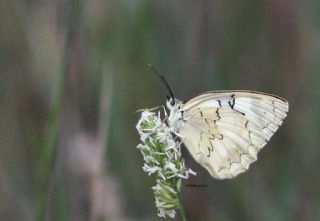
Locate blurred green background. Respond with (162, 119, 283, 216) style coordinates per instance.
(0, 0, 319, 221)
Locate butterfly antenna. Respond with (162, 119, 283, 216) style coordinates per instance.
(147, 64, 175, 100)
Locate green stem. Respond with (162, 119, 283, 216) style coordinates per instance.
(177, 190, 188, 221)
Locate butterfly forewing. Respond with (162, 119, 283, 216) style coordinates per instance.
(178, 91, 288, 179)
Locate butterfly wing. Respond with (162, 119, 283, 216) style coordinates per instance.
(178, 90, 289, 179)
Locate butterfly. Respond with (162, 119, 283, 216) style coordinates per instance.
(148, 65, 289, 179)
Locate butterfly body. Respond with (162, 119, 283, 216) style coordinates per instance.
(166, 90, 289, 179)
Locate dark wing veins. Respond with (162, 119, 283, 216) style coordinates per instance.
(214, 108, 221, 123)
(203, 119, 218, 158)
(228, 94, 236, 108)
(228, 94, 245, 116)
(218, 152, 252, 173)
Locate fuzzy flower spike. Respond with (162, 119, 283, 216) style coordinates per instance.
(136, 108, 196, 219)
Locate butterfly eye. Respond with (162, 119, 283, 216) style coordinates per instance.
(170, 99, 175, 106)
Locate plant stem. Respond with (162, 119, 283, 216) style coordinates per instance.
(177, 190, 188, 221)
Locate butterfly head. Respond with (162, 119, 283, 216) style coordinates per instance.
(166, 97, 182, 110)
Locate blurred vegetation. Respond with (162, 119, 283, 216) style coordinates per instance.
(0, 0, 319, 221)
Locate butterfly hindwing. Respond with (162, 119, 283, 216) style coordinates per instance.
(178, 91, 288, 179)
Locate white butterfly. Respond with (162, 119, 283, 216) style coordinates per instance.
(166, 90, 289, 179)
